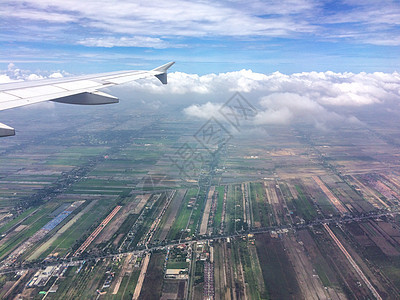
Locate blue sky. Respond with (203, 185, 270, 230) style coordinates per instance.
(1, 0, 400, 75)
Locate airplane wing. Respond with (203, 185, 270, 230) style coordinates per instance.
(0, 61, 175, 137)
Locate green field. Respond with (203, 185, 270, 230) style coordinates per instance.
(294, 185, 318, 222)
(0, 207, 37, 235)
(0, 203, 59, 260)
(167, 188, 198, 241)
(234, 238, 265, 299)
(249, 182, 273, 228)
(38, 198, 115, 258)
(213, 186, 225, 233)
(167, 260, 189, 269)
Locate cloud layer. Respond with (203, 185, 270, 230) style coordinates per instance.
(123, 68, 400, 127)
(2, 64, 400, 128)
(2, 0, 400, 47)
(130, 68, 400, 105)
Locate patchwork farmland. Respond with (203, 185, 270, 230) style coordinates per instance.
(1, 101, 400, 299)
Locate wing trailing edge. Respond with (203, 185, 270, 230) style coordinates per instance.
(52, 91, 119, 105)
(0, 122, 15, 137)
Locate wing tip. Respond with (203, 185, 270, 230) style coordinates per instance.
(152, 61, 175, 73)
(153, 62, 175, 84)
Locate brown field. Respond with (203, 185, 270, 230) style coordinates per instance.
(255, 233, 301, 299)
(94, 200, 138, 245)
(138, 252, 165, 299)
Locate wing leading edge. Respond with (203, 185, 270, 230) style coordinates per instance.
(0, 61, 174, 137)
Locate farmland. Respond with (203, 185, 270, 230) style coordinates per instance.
(1, 98, 400, 299)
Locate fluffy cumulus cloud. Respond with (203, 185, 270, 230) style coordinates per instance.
(254, 93, 350, 127)
(124, 69, 400, 127)
(131, 68, 400, 105)
(183, 102, 222, 119)
(0, 75, 15, 84)
(0, 63, 65, 83)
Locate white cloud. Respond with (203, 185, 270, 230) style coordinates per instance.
(27, 74, 44, 81)
(0, 75, 18, 84)
(254, 106, 293, 125)
(0, 6, 75, 23)
(1, 0, 400, 46)
(129, 69, 400, 107)
(119, 68, 400, 128)
(77, 36, 173, 48)
(1, 64, 65, 81)
(1, 0, 315, 39)
(49, 72, 63, 78)
(184, 102, 223, 119)
(254, 92, 345, 126)
(182, 92, 356, 128)
(317, 1, 400, 45)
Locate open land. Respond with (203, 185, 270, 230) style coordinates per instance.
(1, 100, 400, 299)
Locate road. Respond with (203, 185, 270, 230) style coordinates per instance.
(323, 223, 382, 300)
(1, 208, 399, 276)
